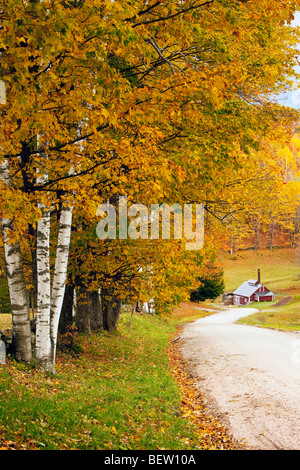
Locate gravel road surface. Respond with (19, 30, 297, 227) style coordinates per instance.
(179, 307, 300, 450)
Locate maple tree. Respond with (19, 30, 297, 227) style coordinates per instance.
(1, 0, 300, 372)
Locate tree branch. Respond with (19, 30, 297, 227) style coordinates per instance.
(131, 1, 214, 28)
(146, 37, 176, 74)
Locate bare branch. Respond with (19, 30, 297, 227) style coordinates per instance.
(146, 37, 176, 74)
(131, 1, 214, 28)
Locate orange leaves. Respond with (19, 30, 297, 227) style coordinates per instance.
(0, 435, 37, 450)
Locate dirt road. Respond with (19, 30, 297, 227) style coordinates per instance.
(179, 307, 300, 450)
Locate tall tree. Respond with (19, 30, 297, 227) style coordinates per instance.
(1, 0, 300, 371)
(0, 159, 32, 362)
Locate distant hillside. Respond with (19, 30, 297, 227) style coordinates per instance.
(221, 247, 300, 297)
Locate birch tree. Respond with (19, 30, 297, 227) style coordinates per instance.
(35, 198, 73, 372)
(35, 149, 51, 369)
(35, 139, 74, 372)
(0, 159, 32, 362)
(48, 198, 73, 372)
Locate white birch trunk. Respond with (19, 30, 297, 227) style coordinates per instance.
(35, 193, 73, 373)
(35, 186, 51, 369)
(49, 200, 73, 373)
(0, 159, 32, 362)
(34, 132, 76, 373)
(34, 143, 52, 370)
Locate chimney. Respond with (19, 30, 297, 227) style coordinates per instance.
(257, 268, 261, 284)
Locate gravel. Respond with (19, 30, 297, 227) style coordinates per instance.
(179, 307, 300, 450)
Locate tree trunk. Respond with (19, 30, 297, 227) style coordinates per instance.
(35, 203, 51, 371)
(74, 287, 103, 333)
(251, 216, 260, 250)
(35, 195, 73, 373)
(102, 292, 122, 332)
(75, 286, 91, 334)
(268, 218, 275, 250)
(89, 290, 103, 331)
(49, 202, 73, 373)
(0, 159, 32, 362)
(35, 156, 52, 371)
(290, 207, 300, 248)
(59, 283, 75, 334)
(28, 223, 37, 315)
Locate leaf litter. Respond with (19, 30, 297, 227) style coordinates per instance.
(167, 326, 243, 450)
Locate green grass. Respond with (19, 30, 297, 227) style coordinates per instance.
(222, 247, 300, 331)
(235, 296, 300, 331)
(0, 312, 206, 450)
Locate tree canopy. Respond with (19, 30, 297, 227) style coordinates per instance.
(1, 0, 300, 371)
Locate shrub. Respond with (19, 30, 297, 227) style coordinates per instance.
(190, 271, 225, 302)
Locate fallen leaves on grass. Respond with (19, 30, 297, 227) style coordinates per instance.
(167, 326, 242, 450)
(0, 438, 41, 450)
(4, 359, 62, 398)
(0, 425, 40, 450)
(0, 315, 12, 331)
(170, 302, 212, 322)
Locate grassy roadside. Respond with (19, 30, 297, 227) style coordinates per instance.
(0, 307, 238, 450)
(235, 297, 300, 331)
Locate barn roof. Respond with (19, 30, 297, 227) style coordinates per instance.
(233, 280, 261, 297)
(233, 280, 275, 298)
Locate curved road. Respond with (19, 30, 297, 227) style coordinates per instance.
(179, 307, 300, 450)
